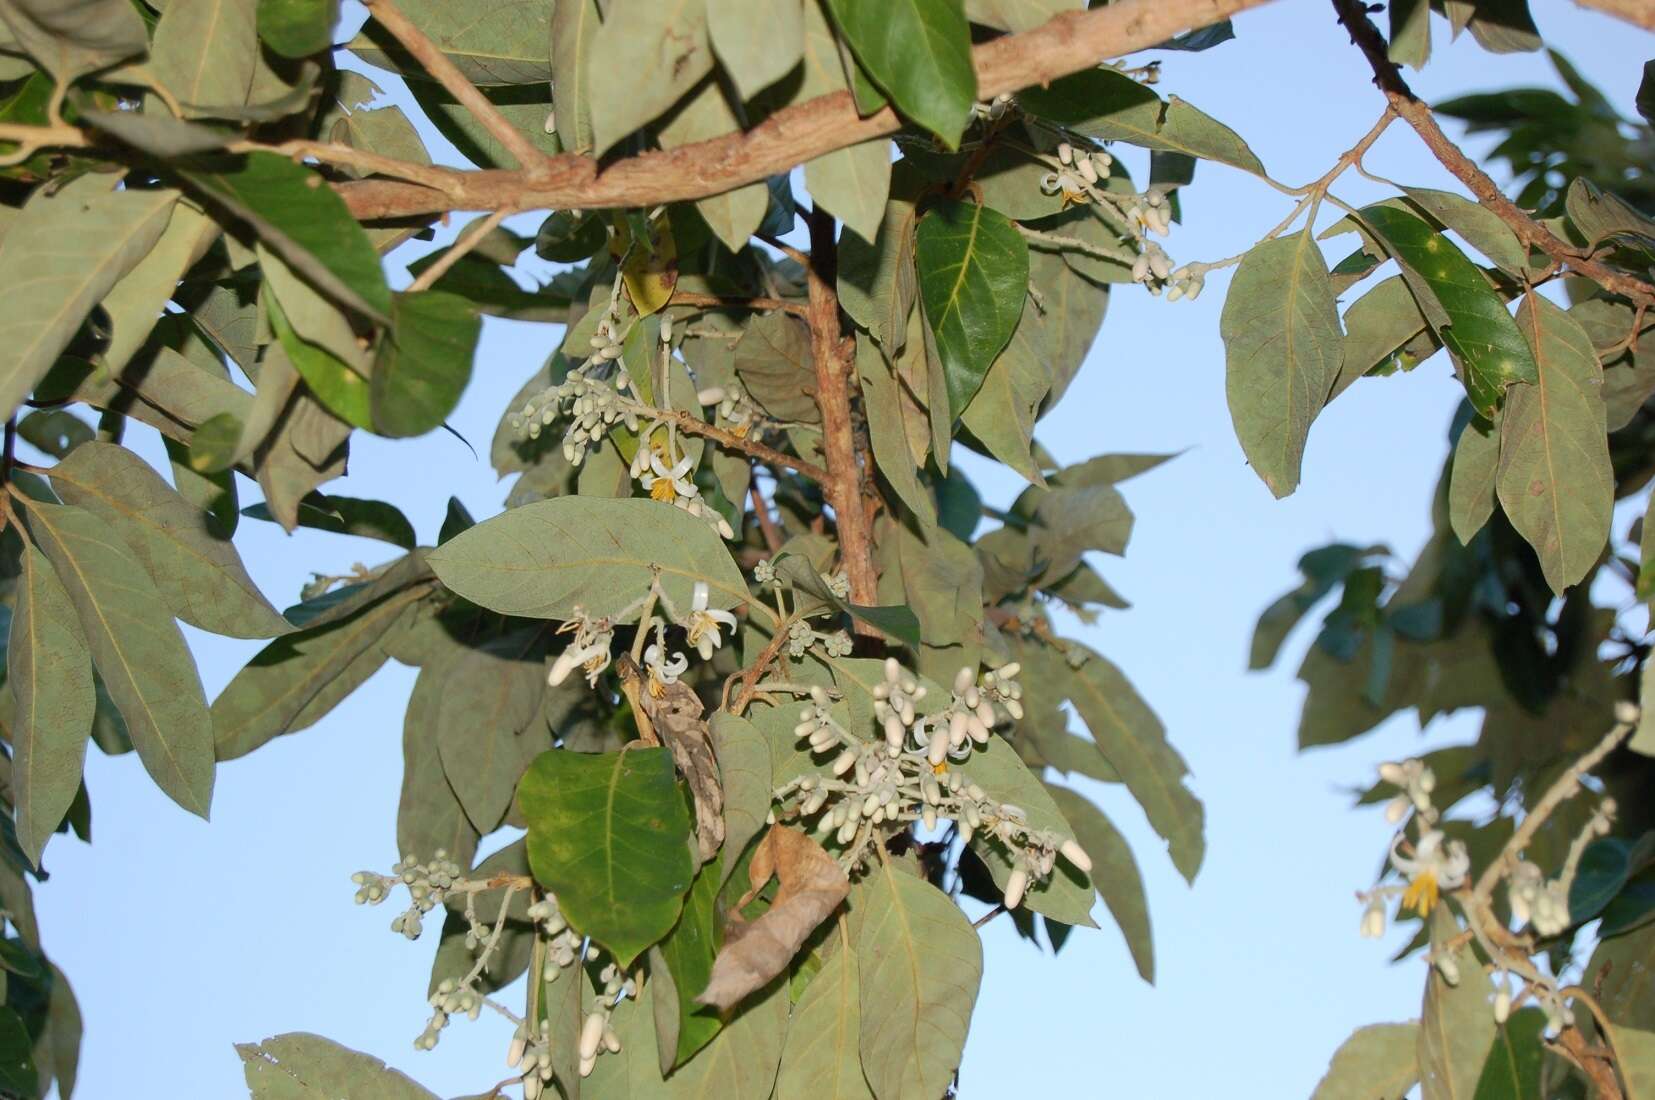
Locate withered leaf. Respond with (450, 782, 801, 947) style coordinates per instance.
(620, 653, 725, 863)
(696, 825, 849, 1010)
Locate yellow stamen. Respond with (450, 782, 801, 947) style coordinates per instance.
(650, 478, 677, 503)
(931, 762, 949, 776)
(648, 673, 667, 699)
(1401, 872, 1439, 916)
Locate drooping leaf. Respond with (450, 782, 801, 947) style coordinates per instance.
(709, 712, 772, 887)
(651, 857, 724, 1068)
(823, 0, 976, 147)
(1357, 204, 1538, 417)
(519, 747, 696, 967)
(733, 311, 820, 424)
(775, 923, 875, 1100)
(100, 199, 220, 374)
(587, 0, 712, 156)
(10, 544, 94, 867)
(915, 199, 1030, 420)
(397, 662, 480, 870)
(257, 0, 339, 57)
(0, 177, 176, 420)
(549, 0, 600, 153)
(707, 0, 803, 101)
(181, 152, 391, 322)
(242, 492, 417, 550)
(434, 633, 547, 834)
(1418, 907, 1497, 1100)
(49, 443, 290, 639)
(856, 860, 981, 1100)
(0, 1006, 34, 1100)
(347, 0, 551, 84)
(1401, 187, 1527, 276)
(266, 287, 373, 429)
(1336, 275, 1432, 401)
(838, 182, 918, 352)
(1494, 294, 1612, 593)
(370, 291, 481, 438)
(1065, 646, 1204, 882)
(237, 1032, 439, 1099)
(1044, 783, 1152, 982)
(151, 0, 259, 117)
(698, 826, 849, 1009)
(656, 77, 770, 252)
(1310, 1022, 1419, 1100)
(1220, 229, 1344, 498)
(1448, 413, 1499, 545)
(0, 0, 147, 84)
(427, 497, 752, 624)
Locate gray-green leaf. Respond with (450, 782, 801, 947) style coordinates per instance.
(1311, 1022, 1419, 1100)
(237, 1032, 439, 1099)
(915, 199, 1029, 420)
(823, 0, 976, 147)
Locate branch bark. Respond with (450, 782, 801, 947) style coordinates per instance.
(805, 207, 878, 625)
(1571, 0, 1655, 30)
(1332, 0, 1655, 308)
(334, 0, 1273, 220)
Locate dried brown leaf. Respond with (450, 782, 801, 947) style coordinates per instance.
(695, 825, 849, 1009)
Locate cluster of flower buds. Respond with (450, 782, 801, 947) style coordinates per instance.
(351, 851, 468, 942)
(575, 962, 631, 1078)
(1040, 141, 1113, 203)
(1127, 189, 1172, 237)
(696, 382, 762, 439)
(526, 897, 583, 971)
(973, 91, 1013, 121)
(1378, 758, 1438, 824)
(511, 364, 639, 467)
(1353, 759, 1468, 937)
(417, 976, 483, 1050)
(509, 1018, 557, 1100)
(1164, 264, 1207, 302)
(778, 663, 1091, 910)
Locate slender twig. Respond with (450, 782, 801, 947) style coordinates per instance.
(1017, 224, 1137, 264)
(804, 207, 878, 622)
(973, 905, 1007, 930)
(729, 620, 796, 716)
(1331, 0, 1655, 308)
(750, 477, 784, 553)
(361, 0, 551, 174)
(408, 209, 511, 293)
(653, 408, 828, 483)
(671, 291, 809, 318)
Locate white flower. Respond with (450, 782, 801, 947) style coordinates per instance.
(643, 643, 688, 696)
(1359, 899, 1386, 939)
(1389, 828, 1470, 915)
(685, 581, 737, 659)
(641, 451, 696, 504)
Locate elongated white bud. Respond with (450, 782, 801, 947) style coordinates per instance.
(884, 657, 902, 682)
(602, 1025, 621, 1054)
(1493, 987, 1511, 1024)
(928, 733, 949, 766)
(525, 1074, 544, 1098)
(507, 1037, 527, 1068)
(1057, 142, 1073, 165)
(954, 666, 975, 694)
(1003, 699, 1023, 721)
(1359, 903, 1385, 939)
(832, 750, 857, 776)
(974, 701, 996, 728)
(1384, 795, 1409, 824)
(999, 662, 1020, 679)
(578, 1053, 596, 1078)
(548, 652, 580, 687)
(885, 714, 906, 753)
(923, 805, 937, 831)
(1059, 839, 1092, 874)
(579, 1013, 606, 1060)
(1004, 868, 1029, 910)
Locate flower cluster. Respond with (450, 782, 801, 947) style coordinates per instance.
(696, 382, 763, 439)
(776, 661, 1091, 909)
(1041, 141, 1114, 204)
(548, 581, 735, 699)
(573, 960, 631, 1079)
(511, 362, 639, 466)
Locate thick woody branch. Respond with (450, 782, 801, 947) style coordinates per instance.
(1332, 0, 1655, 308)
(1572, 0, 1655, 30)
(333, 0, 1273, 220)
(805, 207, 879, 624)
(361, 0, 550, 176)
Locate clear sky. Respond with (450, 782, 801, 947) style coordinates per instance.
(32, 5, 1654, 1098)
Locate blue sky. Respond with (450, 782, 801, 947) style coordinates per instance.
(32, 4, 1654, 1097)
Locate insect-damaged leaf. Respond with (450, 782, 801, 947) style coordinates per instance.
(238, 1032, 439, 1099)
(697, 825, 849, 1009)
(519, 747, 695, 968)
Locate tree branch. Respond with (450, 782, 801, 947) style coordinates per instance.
(1331, 0, 1655, 309)
(669, 291, 809, 318)
(654, 408, 828, 483)
(361, 0, 551, 176)
(333, 0, 1274, 220)
(1571, 0, 1655, 30)
(805, 207, 879, 625)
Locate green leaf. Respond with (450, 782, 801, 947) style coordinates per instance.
(915, 200, 1030, 420)
(16, 409, 92, 459)
(435, 635, 546, 834)
(1402, 187, 1527, 276)
(1335, 276, 1432, 401)
(774, 554, 921, 648)
(824, 0, 975, 146)
(965, 0, 1080, 31)
(856, 860, 982, 1100)
(1448, 414, 1499, 545)
(257, 0, 338, 57)
(1613, 1027, 1655, 1100)
(349, 0, 550, 84)
(1494, 294, 1612, 593)
(1310, 1022, 1419, 1100)
(0, 1006, 34, 1099)
(519, 747, 696, 967)
(266, 290, 373, 429)
(0, 177, 176, 420)
(1044, 783, 1152, 982)
(397, 663, 480, 870)
(1220, 229, 1344, 498)
(1418, 907, 1497, 1100)
(707, 0, 803, 100)
(237, 1033, 438, 1099)
(1066, 647, 1203, 882)
(260, 242, 373, 374)
(587, 0, 713, 156)
(709, 712, 771, 886)
(242, 493, 417, 549)
(10, 544, 94, 867)
(776, 926, 874, 1099)
(1388, 0, 1430, 69)
(549, 0, 600, 153)
(18, 499, 214, 818)
(1569, 838, 1632, 924)
(807, 139, 892, 247)
(1019, 68, 1264, 176)
(838, 179, 918, 353)
(151, 0, 259, 117)
(733, 312, 820, 424)
(49, 442, 290, 639)
(0, 0, 146, 84)
(211, 586, 423, 760)
(181, 152, 391, 322)
(651, 858, 724, 1067)
(427, 497, 754, 625)
(1356, 204, 1538, 417)
(656, 78, 769, 252)
(100, 199, 220, 374)
(370, 291, 480, 438)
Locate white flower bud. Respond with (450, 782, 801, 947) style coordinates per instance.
(1004, 867, 1029, 910)
(832, 750, 857, 776)
(548, 652, 580, 687)
(1493, 987, 1511, 1024)
(1615, 700, 1640, 725)
(1077, 156, 1098, 184)
(579, 1013, 606, 1060)
(1359, 902, 1385, 939)
(507, 1037, 527, 1068)
(954, 667, 975, 694)
(927, 733, 949, 767)
(1435, 953, 1460, 986)
(1384, 795, 1410, 824)
(885, 714, 906, 753)
(602, 1025, 621, 1054)
(525, 1074, 544, 1099)
(1057, 141, 1073, 165)
(1003, 698, 1023, 721)
(884, 657, 902, 683)
(949, 710, 970, 747)
(578, 1053, 596, 1078)
(1059, 839, 1093, 874)
(923, 805, 937, 831)
(1378, 761, 1407, 785)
